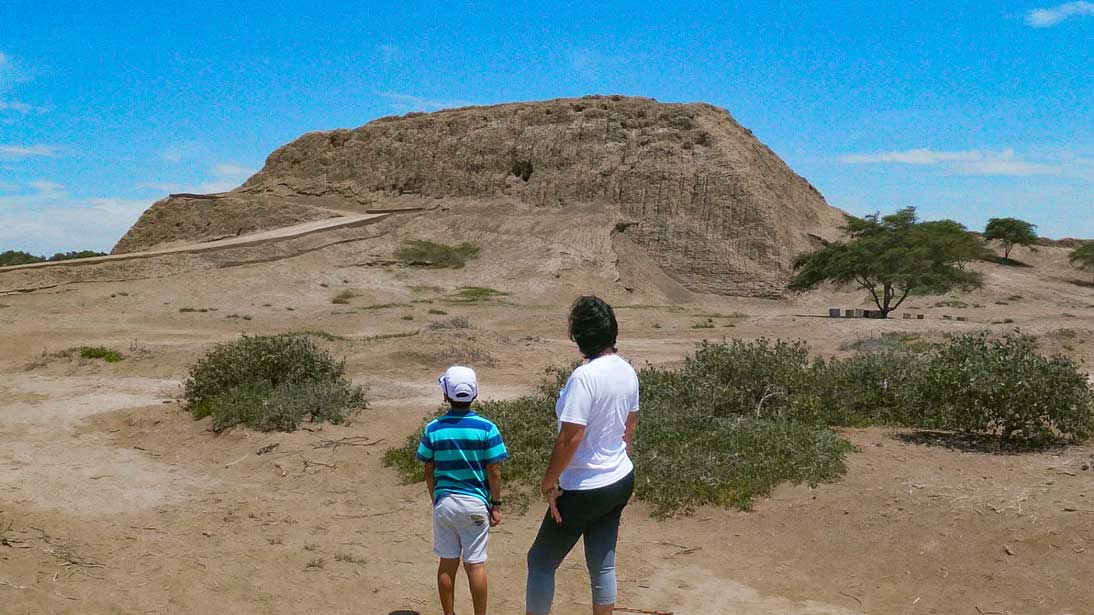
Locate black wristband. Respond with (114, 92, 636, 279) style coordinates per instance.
(490, 499, 503, 508)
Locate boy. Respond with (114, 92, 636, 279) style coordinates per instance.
(417, 365, 508, 615)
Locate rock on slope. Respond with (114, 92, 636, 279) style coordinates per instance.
(115, 95, 846, 297)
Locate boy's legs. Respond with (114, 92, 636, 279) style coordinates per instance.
(437, 557, 461, 615)
(464, 561, 488, 615)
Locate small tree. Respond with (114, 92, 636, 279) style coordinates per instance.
(790, 207, 986, 318)
(1070, 243, 1094, 284)
(983, 217, 1038, 260)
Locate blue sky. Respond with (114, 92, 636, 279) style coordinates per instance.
(1, 1, 1091, 254)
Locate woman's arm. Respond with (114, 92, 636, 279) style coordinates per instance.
(540, 421, 585, 494)
(624, 412, 638, 457)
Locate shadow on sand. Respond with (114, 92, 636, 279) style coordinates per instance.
(894, 430, 1066, 455)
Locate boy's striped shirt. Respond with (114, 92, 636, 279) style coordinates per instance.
(417, 410, 508, 505)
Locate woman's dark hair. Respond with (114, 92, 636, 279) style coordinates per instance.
(568, 295, 618, 359)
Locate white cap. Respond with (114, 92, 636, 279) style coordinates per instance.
(439, 365, 478, 402)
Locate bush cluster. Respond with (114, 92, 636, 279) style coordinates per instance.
(655, 333, 1094, 444)
(385, 332, 1093, 516)
(183, 334, 366, 432)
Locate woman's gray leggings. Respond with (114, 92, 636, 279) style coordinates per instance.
(525, 471, 635, 614)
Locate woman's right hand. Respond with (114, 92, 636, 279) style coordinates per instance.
(545, 487, 563, 523)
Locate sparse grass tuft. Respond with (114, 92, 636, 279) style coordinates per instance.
(401, 315, 414, 321)
(362, 330, 420, 343)
(934, 300, 970, 309)
(334, 552, 366, 565)
(79, 346, 123, 363)
(840, 332, 933, 354)
(397, 240, 480, 269)
(427, 308, 448, 315)
(305, 558, 324, 569)
(179, 307, 212, 313)
(225, 314, 253, 321)
(331, 290, 357, 305)
(433, 346, 498, 368)
(691, 318, 715, 329)
(427, 316, 472, 331)
(359, 303, 408, 311)
(445, 287, 509, 304)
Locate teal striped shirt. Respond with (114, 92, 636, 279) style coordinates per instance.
(417, 409, 508, 506)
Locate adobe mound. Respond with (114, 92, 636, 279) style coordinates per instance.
(115, 95, 846, 297)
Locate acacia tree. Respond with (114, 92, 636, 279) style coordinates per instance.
(790, 207, 986, 318)
(1070, 243, 1094, 284)
(984, 217, 1038, 260)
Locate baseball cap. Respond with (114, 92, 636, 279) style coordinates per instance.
(439, 365, 478, 402)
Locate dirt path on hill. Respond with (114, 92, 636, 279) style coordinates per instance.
(0, 213, 390, 275)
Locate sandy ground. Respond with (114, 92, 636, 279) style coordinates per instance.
(1, 238, 1092, 615)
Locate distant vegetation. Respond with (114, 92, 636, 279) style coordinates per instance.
(790, 207, 987, 318)
(397, 240, 480, 269)
(983, 217, 1038, 261)
(184, 334, 366, 432)
(0, 249, 107, 267)
(1070, 243, 1094, 284)
(387, 332, 1093, 515)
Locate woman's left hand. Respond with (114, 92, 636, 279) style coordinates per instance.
(545, 487, 563, 523)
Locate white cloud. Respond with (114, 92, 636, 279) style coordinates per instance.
(838, 147, 1081, 177)
(135, 182, 185, 193)
(136, 163, 256, 195)
(839, 149, 983, 165)
(29, 180, 64, 195)
(1026, 1, 1094, 26)
(375, 44, 402, 63)
(0, 144, 62, 159)
(0, 188, 150, 254)
(159, 141, 204, 162)
(0, 100, 37, 114)
(210, 163, 256, 178)
(378, 92, 476, 113)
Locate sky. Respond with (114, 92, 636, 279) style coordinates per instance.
(1, 1, 1091, 254)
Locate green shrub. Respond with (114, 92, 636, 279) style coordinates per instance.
(907, 333, 1094, 443)
(645, 338, 815, 420)
(79, 346, 123, 363)
(184, 334, 366, 432)
(397, 240, 479, 269)
(635, 414, 852, 513)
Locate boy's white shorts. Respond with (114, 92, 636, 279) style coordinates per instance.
(433, 493, 490, 563)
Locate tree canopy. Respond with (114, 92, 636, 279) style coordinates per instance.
(1070, 243, 1094, 284)
(983, 217, 1038, 260)
(0, 249, 106, 267)
(790, 207, 986, 317)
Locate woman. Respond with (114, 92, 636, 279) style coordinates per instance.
(526, 295, 639, 615)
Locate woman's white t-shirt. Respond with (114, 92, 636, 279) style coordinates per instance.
(555, 354, 639, 491)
